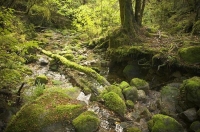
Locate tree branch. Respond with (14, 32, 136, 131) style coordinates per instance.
(37, 48, 110, 86)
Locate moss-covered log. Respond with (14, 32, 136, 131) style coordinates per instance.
(38, 48, 110, 86)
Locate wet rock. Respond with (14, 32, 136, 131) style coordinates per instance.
(130, 78, 149, 94)
(137, 90, 146, 102)
(148, 114, 184, 132)
(180, 108, 197, 122)
(180, 76, 200, 108)
(103, 92, 127, 117)
(35, 74, 48, 85)
(72, 111, 100, 132)
(123, 86, 138, 102)
(123, 64, 141, 81)
(178, 46, 200, 64)
(190, 121, 200, 132)
(160, 85, 180, 117)
(38, 56, 49, 66)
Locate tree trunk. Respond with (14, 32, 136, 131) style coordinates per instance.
(38, 48, 110, 86)
(119, 0, 138, 36)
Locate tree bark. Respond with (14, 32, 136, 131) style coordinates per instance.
(38, 48, 110, 86)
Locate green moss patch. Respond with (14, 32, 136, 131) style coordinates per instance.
(178, 46, 200, 64)
(180, 76, 200, 107)
(72, 111, 100, 132)
(103, 92, 126, 117)
(148, 114, 184, 132)
(35, 74, 48, 85)
(5, 88, 87, 132)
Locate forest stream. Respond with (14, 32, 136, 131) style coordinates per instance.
(1, 29, 199, 132)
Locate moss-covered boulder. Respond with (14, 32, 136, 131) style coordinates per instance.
(35, 74, 48, 85)
(103, 92, 127, 117)
(119, 81, 130, 90)
(104, 85, 124, 99)
(123, 64, 141, 81)
(72, 111, 100, 132)
(123, 86, 138, 102)
(148, 114, 184, 132)
(180, 76, 200, 107)
(190, 121, 200, 132)
(5, 88, 87, 132)
(160, 85, 180, 116)
(130, 78, 149, 94)
(178, 46, 200, 64)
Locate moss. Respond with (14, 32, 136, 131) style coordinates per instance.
(63, 53, 74, 60)
(148, 114, 184, 132)
(160, 85, 180, 116)
(5, 87, 86, 132)
(72, 111, 100, 132)
(119, 81, 130, 90)
(126, 127, 142, 132)
(123, 86, 138, 102)
(180, 76, 200, 107)
(130, 78, 149, 94)
(35, 74, 48, 85)
(190, 121, 200, 132)
(130, 78, 147, 87)
(52, 80, 63, 85)
(178, 46, 200, 64)
(103, 92, 126, 117)
(125, 100, 134, 109)
(192, 20, 200, 35)
(104, 85, 124, 99)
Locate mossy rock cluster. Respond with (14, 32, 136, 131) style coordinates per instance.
(5, 88, 87, 132)
(178, 46, 200, 64)
(180, 76, 200, 107)
(130, 78, 149, 94)
(148, 114, 184, 132)
(72, 111, 100, 132)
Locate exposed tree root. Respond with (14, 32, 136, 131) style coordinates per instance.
(37, 48, 111, 86)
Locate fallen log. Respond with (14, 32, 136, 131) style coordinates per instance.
(37, 48, 110, 86)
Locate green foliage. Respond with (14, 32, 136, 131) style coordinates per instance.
(143, 0, 197, 33)
(72, 0, 120, 38)
(0, 7, 38, 93)
(23, 83, 45, 103)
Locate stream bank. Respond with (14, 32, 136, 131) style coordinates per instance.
(1, 29, 200, 132)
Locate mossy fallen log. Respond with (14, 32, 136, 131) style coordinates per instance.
(38, 48, 110, 86)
